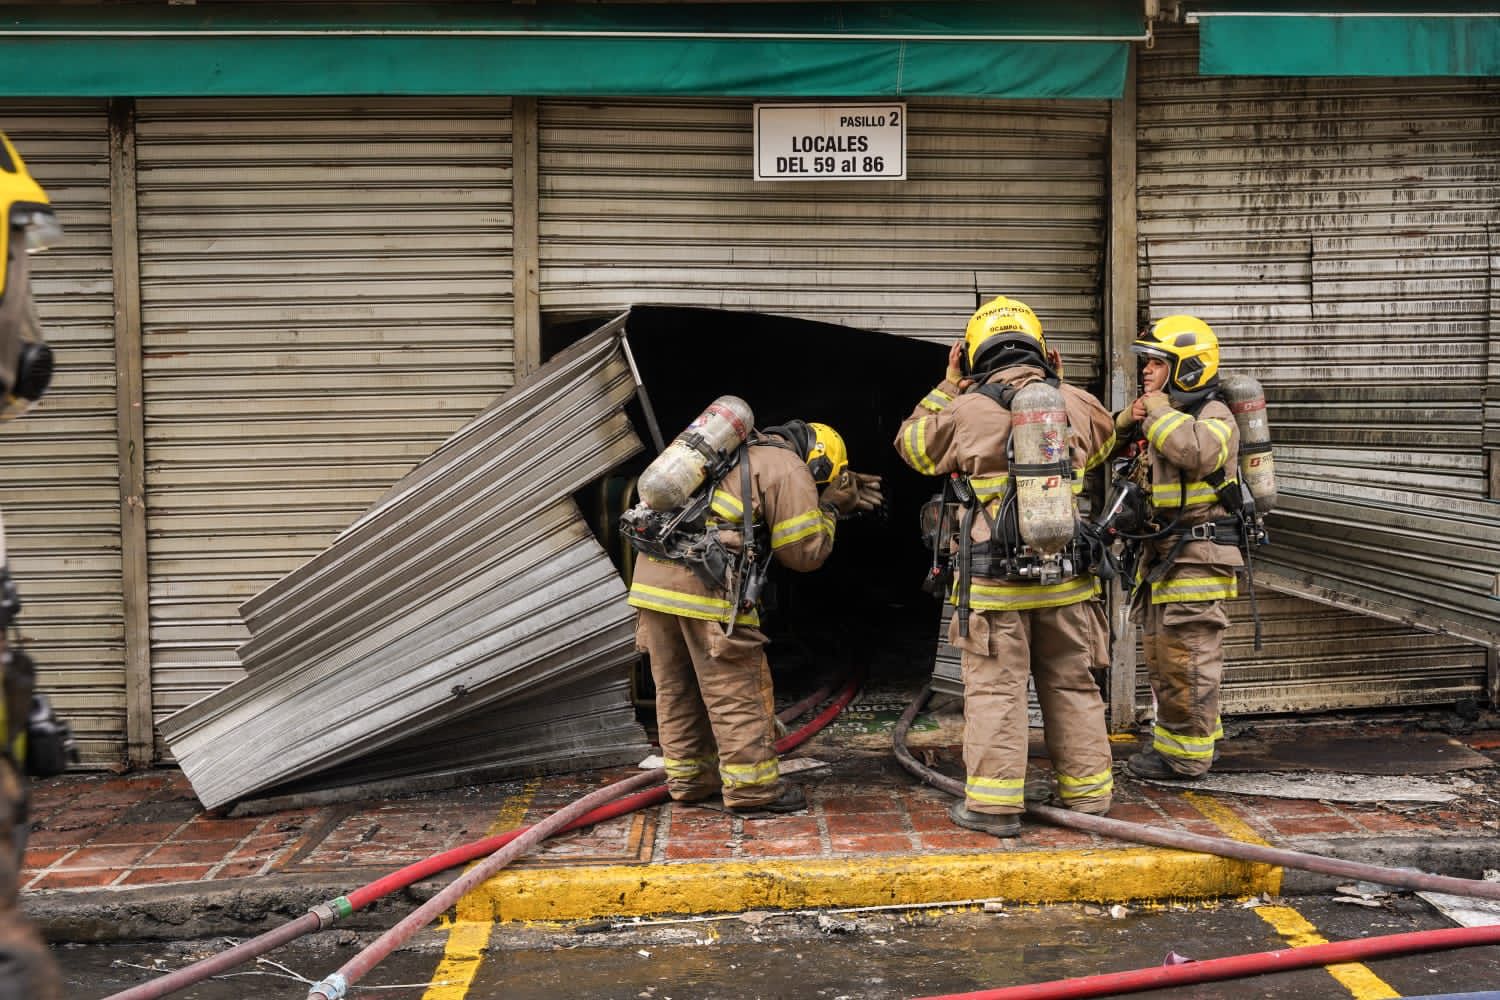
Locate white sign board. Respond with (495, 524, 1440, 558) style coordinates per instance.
(753, 103, 906, 182)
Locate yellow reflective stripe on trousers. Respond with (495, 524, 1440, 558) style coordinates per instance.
(720, 758, 779, 790)
(1146, 410, 1190, 450)
(709, 488, 744, 523)
(919, 388, 954, 413)
(903, 416, 938, 474)
(1150, 481, 1219, 506)
(1151, 575, 1237, 604)
(965, 775, 1025, 806)
(1153, 721, 1223, 761)
(663, 755, 718, 781)
(1084, 431, 1116, 473)
(1201, 417, 1233, 473)
(1056, 768, 1114, 800)
(771, 508, 834, 549)
(961, 575, 1100, 611)
(628, 583, 760, 627)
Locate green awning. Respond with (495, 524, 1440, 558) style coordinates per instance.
(1186, 3, 1500, 76)
(0, 2, 1145, 99)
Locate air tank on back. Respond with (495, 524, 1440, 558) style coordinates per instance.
(1010, 381, 1075, 553)
(1221, 374, 1277, 513)
(637, 395, 755, 511)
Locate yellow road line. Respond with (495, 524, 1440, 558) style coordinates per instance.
(1254, 904, 1400, 999)
(1183, 789, 1284, 896)
(473, 846, 1264, 922)
(421, 780, 540, 1000)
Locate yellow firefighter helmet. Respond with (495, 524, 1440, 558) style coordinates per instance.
(963, 295, 1047, 374)
(0, 130, 60, 297)
(1133, 315, 1220, 393)
(804, 422, 848, 486)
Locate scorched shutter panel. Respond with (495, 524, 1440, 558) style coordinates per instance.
(537, 99, 1111, 387)
(1136, 27, 1497, 712)
(0, 103, 124, 765)
(134, 98, 516, 744)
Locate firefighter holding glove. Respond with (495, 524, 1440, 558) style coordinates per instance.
(1115, 316, 1242, 781)
(895, 296, 1115, 838)
(628, 419, 873, 816)
(0, 129, 66, 1000)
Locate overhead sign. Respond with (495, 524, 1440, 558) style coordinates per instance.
(753, 103, 906, 182)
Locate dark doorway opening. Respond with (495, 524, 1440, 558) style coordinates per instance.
(548, 306, 950, 713)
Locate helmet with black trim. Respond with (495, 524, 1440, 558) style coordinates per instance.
(1133, 315, 1219, 399)
(0, 129, 60, 420)
(963, 295, 1047, 375)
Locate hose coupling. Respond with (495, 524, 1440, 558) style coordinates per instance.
(306, 973, 348, 999)
(309, 902, 339, 929)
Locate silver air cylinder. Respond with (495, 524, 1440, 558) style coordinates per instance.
(637, 395, 755, 511)
(1010, 381, 1075, 554)
(1222, 374, 1277, 513)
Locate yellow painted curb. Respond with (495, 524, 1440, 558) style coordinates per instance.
(476, 847, 1269, 923)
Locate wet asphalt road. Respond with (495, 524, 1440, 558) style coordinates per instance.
(58, 896, 1500, 999)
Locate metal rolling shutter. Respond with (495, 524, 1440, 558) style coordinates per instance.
(0, 103, 124, 765)
(537, 98, 1110, 386)
(1135, 27, 1496, 715)
(134, 99, 515, 742)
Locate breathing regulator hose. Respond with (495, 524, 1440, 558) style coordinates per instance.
(893, 685, 1500, 902)
(103, 675, 856, 1000)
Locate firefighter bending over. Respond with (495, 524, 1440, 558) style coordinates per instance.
(0, 129, 66, 1000)
(896, 296, 1115, 838)
(624, 409, 882, 815)
(1113, 316, 1242, 781)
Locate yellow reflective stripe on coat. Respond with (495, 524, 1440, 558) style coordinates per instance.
(1153, 722, 1223, 762)
(919, 388, 954, 413)
(902, 416, 938, 475)
(628, 583, 760, 627)
(965, 775, 1025, 807)
(1201, 417, 1233, 473)
(1150, 480, 1219, 506)
(663, 755, 718, 780)
(1084, 431, 1116, 473)
(771, 508, 834, 549)
(1056, 769, 1114, 800)
(1146, 410, 1191, 450)
(720, 758, 779, 789)
(709, 488, 744, 523)
(961, 575, 1100, 612)
(1151, 574, 1237, 604)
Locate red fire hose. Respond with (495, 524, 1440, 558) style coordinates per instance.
(912, 923, 1500, 1000)
(103, 675, 855, 1000)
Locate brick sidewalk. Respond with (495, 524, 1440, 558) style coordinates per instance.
(21, 727, 1497, 897)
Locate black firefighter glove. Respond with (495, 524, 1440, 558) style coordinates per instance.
(819, 470, 861, 518)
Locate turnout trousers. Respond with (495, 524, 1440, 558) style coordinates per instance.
(1140, 598, 1229, 777)
(635, 609, 784, 809)
(950, 601, 1113, 816)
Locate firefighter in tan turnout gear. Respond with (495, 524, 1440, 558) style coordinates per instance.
(895, 296, 1115, 838)
(0, 129, 66, 1000)
(626, 412, 881, 815)
(1114, 316, 1243, 781)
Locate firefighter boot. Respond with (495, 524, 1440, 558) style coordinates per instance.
(728, 783, 807, 817)
(947, 801, 1021, 838)
(1126, 749, 1202, 781)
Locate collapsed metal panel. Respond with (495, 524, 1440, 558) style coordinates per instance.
(1136, 27, 1500, 709)
(160, 324, 647, 809)
(239, 675, 648, 811)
